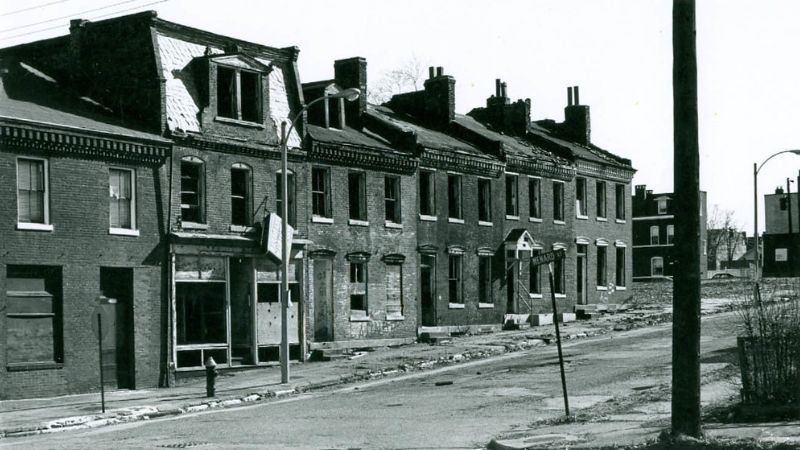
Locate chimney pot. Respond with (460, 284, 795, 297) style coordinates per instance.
(574, 86, 580, 105)
(436, 66, 444, 77)
(495, 79, 501, 97)
(429, 66, 435, 79)
(501, 82, 507, 98)
(567, 87, 573, 106)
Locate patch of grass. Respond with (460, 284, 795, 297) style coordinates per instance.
(594, 437, 799, 450)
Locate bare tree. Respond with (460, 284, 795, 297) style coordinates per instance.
(707, 206, 745, 270)
(368, 56, 428, 105)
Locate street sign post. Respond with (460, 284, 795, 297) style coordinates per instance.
(531, 248, 570, 417)
(92, 295, 116, 413)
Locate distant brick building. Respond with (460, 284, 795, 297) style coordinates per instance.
(631, 185, 707, 279)
(762, 187, 799, 277)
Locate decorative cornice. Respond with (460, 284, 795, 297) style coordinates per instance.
(173, 133, 305, 162)
(506, 156, 575, 181)
(420, 148, 504, 177)
(577, 159, 635, 183)
(310, 141, 417, 174)
(0, 122, 169, 164)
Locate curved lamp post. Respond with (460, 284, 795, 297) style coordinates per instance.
(278, 87, 360, 384)
(753, 149, 800, 285)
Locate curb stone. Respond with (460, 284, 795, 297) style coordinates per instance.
(1, 306, 732, 439)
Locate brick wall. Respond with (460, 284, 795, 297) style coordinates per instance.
(0, 148, 166, 399)
(306, 164, 418, 341)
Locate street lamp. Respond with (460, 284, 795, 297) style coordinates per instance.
(277, 87, 360, 384)
(753, 149, 800, 286)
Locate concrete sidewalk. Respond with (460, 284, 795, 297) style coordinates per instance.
(0, 297, 739, 440)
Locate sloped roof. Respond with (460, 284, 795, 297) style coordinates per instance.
(368, 104, 490, 159)
(0, 59, 165, 142)
(306, 124, 393, 151)
(154, 31, 300, 147)
(454, 114, 571, 166)
(529, 121, 632, 169)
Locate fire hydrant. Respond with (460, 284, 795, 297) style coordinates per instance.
(205, 356, 217, 397)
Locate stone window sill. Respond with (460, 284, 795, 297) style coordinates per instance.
(505, 215, 520, 221)
(553, 220, 566, 226)
(576, 215, 589, 220)
(596, 286, 608, 291)
(181, 222, 208, 230)
(7, 362, 63, 372)
(385, 221, 403, 229)
(229, 225, 255, 233)
(616, 219, 627, 224)
(554, 293, 567, 299)
(448, 303, 465, 309)
(419, 214, 438, 222)
(312, 216, 334, 224)
(529, 217, 542, 223)
(214, 116, 266, 129)
(349, 314, 370, 322)
(386, 314, 405, 321)
(616, 286, 627, 291)
(17, 222, 54, 232)
(529, 293, 543, 299)
(448, 218, 465, 224)
(478, 221, 493, 227)
(349, 219, 369, 227)
(478, 303, 494, 309)
(597, 217, 608, 222)
(109, 228, 140, 237)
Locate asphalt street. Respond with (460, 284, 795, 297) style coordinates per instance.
(3, 313, 740, 449)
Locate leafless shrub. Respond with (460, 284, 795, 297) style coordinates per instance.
(736, 279, 800, 405)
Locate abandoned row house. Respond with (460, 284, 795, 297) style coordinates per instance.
(0, 11, 634, 400)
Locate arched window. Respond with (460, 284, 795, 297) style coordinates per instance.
(650, 225, 660, 245)
(651, 257, 664, 276)
(231, 163, 251, 227)
(180, 156, 205, 224)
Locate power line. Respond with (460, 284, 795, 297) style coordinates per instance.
(1, 0, 72, 18)
(1, 0, 147, 33)
(0, 0, 168, 42)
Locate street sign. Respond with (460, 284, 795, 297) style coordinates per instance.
(262, 213, 294, 262)
(91, 295, 116, 341)
(530, 248, 566, 266)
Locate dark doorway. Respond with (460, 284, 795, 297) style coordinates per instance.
(99, 268, 135, 389)
(313, 257, 334, 341)
(577, 244, 587, 305)
(420, 254, 436, 326)
(506, 253, 518, 314)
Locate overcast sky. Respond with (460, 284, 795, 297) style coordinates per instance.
(2, 0, 799, 234)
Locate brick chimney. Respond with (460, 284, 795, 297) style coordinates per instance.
(467, 78, 530, 136)
(69, 19, 89, 83)
(334, 57, 367, 129)
(423, 66, 455, 127)
(635, 185, 647, 200)
(563, 86, 591, 145)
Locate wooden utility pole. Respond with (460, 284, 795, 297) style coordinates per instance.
(672, 0, 703, 438)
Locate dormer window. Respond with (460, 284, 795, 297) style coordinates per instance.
(215, 64, 263, 123)
(324, 94, 345, 129)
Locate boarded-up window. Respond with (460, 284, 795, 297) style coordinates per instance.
(6, 266, 62, 365)
(385, 264, 403, 317)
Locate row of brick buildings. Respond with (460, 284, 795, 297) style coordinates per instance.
(0, 12, 635, 399)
